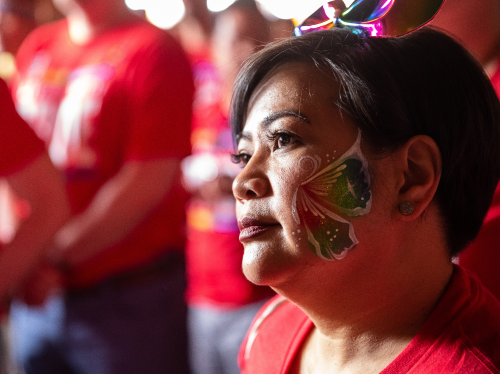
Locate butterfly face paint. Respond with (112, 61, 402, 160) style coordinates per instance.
(291, 130, 371, 260)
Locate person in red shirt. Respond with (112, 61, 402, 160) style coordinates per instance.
(8, 0, 194, 373)
(430, 0, 500, 301)
(0, 77, 68, 307)
(230, 25, 500, 374)
(181, 2, 275, 373)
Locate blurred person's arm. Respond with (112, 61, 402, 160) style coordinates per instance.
(0, 153, 69, 304)
(182, 153, 237, 201)
(48, 158, 180, 269)
(44, 32, 194, 270)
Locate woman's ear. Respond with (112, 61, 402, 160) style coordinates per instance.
(392, 135, 442, 220)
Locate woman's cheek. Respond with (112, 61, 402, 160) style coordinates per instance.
(284, 132, 373, 261)
(269, 157, 312, 224)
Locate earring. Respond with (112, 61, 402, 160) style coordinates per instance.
(399, 201, 414, 216)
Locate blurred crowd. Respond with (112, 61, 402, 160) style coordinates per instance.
(0, 0, 498, 373)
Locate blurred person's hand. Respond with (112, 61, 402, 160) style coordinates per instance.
(181, 152, 240, 198)
(20, 263, 63, 306)
(46, 217, 82, 270)
(197, 174, 234, 202)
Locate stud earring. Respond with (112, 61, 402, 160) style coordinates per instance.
(399, 201, 414, 216)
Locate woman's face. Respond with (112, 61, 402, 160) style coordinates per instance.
(233, 63, 385, 287)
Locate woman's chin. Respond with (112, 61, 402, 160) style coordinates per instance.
(241, 243, 272, 285)
(241, 241, 304, 287)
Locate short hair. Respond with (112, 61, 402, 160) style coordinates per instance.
(230, 27, 500, 256)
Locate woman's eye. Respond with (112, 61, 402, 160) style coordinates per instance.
(266, 131, 296, 150)
(231, 153, 251, 167)
(276, 134, 292, 149)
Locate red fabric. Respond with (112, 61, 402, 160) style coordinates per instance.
(459, 60, 500, 301)
(239, 266, 500, 374)
(184, 54, 274, 308)
(12, 18, 194, 288)
(0, 78, 44, 176)
(0, 77, 44, 320)
(186, 228, 275, 308)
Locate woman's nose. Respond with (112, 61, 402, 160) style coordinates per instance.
(232, 168, 269, 202)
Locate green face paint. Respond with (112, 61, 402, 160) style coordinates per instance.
(291, 131, 372, 260)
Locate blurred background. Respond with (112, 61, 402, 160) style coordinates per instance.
(125, 0, 324, 29)
(0, 1, 299, 373)
(1, 0, 499, 373)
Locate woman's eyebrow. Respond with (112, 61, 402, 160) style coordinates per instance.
(236, 111, 310, 145)
(261, 110, 311, 128)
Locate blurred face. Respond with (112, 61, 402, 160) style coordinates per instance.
(232, 63, 376, 286)
(213, 8, 268, 90)
(0, 1, 36, 54)
(52, 0, 77, 13)
(52, 0, 101, 17)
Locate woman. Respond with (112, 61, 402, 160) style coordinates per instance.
(231, 27, 500, 373)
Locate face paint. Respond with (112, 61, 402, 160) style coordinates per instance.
(291, 130, 372, 260)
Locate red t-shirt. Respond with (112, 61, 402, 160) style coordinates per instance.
(13, 17, 194, 288)
(459, 60, 500, 301)
(184, 53, 274, 308)
(0, 78, 44, 176)
(0, 77, 44, 318)
(239, 266, 500, 373)
(186, 227, 275, 308)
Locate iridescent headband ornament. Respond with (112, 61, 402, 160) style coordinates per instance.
(293, 0, 445, 37)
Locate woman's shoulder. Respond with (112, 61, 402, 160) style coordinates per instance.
(383, 265, 500, 373)
(239, 295, 313, 374)
(452, 266, 500, 371)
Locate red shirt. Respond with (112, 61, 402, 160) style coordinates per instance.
(0, 78, 44, 176)
(0, 77, 44, 318)
(13, 18, 194, 288)
(239, 266, 500, 373)
(184, 53, 274, 308)
(186, 228, 275, 308)
(459, 60, 500, 301)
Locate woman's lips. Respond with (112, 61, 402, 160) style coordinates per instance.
(238, 217, 279, 241)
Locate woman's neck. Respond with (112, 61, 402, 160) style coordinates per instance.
(275, 210, 453, 373)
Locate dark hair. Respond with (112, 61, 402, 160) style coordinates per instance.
(230, 27, 500, 256)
